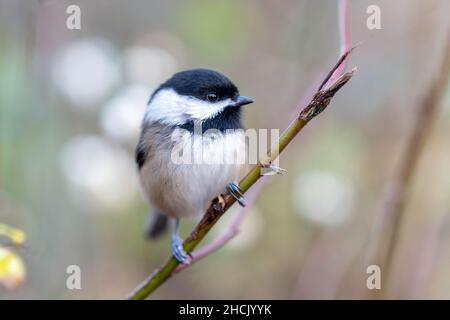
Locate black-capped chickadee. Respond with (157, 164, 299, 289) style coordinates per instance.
(136, 69, 254, 264)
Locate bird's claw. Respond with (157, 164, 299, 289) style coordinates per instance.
(171, 234, 191, 264)
(227, 181, 246, 207)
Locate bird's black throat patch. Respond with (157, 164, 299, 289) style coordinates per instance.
(179, 106, 243, 133)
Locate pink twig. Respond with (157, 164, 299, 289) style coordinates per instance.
(174, 178, 269, 273)
(292, 0, 353, 298)
(327, 0, 351, 86)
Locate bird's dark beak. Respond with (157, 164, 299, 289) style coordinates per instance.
(233, 95, 254, 107)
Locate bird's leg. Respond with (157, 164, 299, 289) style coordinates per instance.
(226, 181, 246, 207)
(260, 161, 287, 176)
(171, 218, 191, 264)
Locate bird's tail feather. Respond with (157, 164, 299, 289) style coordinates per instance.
(145, 210, 169, 239)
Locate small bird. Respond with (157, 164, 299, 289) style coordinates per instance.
(136, 69, 254, 264)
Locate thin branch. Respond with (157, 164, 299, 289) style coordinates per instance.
(292, 0, 353, 299)
(173, 179, 267, 274)
(326, 0, 352, 87)
(318, 47, 354, 92)
(179, 0, 353, 270)
(365, 33, 450, 296)
(126, 51, 356, 300)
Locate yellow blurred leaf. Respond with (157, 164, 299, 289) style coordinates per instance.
(0, 247, 26, 289)
(0, 223, 26, 246)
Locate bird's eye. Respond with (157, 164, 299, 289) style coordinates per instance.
(206, 92, 218, 102)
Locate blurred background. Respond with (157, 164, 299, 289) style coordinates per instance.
(1, 0, 450, 299)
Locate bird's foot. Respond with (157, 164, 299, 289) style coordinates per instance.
(226, 181, 246, 207)
(171, 234, 191, 264)
(171, 218, 191, 264)
(261, 161, 287, 176)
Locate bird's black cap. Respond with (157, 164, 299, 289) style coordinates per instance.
(156, 68, 239, 102)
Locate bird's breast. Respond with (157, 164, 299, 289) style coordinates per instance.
(139, 128, 247, 218)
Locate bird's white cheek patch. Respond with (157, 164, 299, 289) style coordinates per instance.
(186, 98, 231, 121)
(144, 88, 231, 125)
